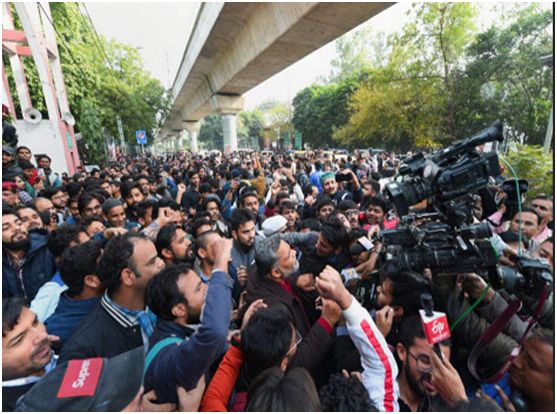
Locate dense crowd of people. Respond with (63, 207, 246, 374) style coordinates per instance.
(2, 135, 554, 411)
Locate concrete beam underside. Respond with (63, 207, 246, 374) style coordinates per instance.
(166, 2, 393, 129)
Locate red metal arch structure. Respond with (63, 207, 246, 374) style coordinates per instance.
(2, 2, 80, 174)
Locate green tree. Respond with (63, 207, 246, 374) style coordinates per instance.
(502, 144, 553, 200)
(333, 3, 552, 152)
(333, 69, 443, 151)
(390, 3, 477, 140)
(238, 110, 264, 149)
(198, 113, 223, 150)
(454, 4, 553, 145)
(257, 101, 294, 148)
(78, 99, 106, 164)
(292, 75, 359, 148)
(334, 3, 481, 150)
(4, 3, 170, 163)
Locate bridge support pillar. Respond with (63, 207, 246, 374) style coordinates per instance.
(210, 94, 244, 155)
(184, 121, 201, 152)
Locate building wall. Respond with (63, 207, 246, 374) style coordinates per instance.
(15, 119, 69, 174)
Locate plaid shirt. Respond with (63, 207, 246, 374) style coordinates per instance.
(101, 293, 156, 351)
(18, 191, 33, 205)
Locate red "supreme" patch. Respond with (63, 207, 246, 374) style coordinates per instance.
(57, 358, 103, 398)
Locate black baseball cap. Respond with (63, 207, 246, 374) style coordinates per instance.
(15, 347, 144, 411)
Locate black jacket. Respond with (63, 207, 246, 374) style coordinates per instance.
(2, 231, 57, 301)
(245, 273, 334, 374)
(58, 299, 143, 364)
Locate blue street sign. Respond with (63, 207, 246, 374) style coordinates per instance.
(136, 130, 147, 145)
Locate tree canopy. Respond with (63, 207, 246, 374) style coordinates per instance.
(291, 3, 553, 153)
(4, 3, 171, 163)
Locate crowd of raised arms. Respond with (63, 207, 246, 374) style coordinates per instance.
(1, 136, 554, 411)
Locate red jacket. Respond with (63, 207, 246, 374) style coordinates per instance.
(200, 345, 243, 412)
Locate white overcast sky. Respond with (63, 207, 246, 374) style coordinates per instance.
(85, 1, 552, 111)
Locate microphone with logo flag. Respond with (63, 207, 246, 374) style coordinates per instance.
(419, 293, 451, 361)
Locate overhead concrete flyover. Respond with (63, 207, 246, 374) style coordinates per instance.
(159, 2, 394, 153)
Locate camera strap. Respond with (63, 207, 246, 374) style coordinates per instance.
(467, 284, 550, 384)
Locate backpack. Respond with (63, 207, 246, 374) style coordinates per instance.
(143, 337, 183, 378)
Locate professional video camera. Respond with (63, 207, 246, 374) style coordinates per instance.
(379, 121, 505, 276)
(495, 256, 552, 298)
(499, 178, 529, 222)
(380, 214, 498, 274)
(385, 121, 504, 217)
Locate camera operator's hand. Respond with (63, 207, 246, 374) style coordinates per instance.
(344, 168, 359, 188)
(460, 273, 494, 304)
(375, 306, 394, 338)
(355, 249, 379, 280)
(316, 265, 352, 310)
(429, 347, 468, 406)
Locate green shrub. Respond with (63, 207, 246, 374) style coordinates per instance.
(502, 144, 553, 201)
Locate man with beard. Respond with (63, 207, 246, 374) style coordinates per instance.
(179, 170, 201, 216)
(395, 315, 451, 411)
(202, 195, 227, 236)
(2, 211, 56, 300)
(280, 217, 352, 274)
(121, 181, 145, 223)
(245, 234, 339, 374)
(155, 224, 194, 266)
(39, 186, 67, 221)
(2, 146, 23, 180)
(2, 299, 59, 411)
(14, 206, 44, 232)
(222, 188, 266, 232)
(36, 154, 61, 188)
(58, 234, 165, 363)
(238, 189, 266, 231)
(320, 169, 363, 205)
(229, 208, 260, 290)
(194, 231, 223, 283)
(143, 239, 233, 404)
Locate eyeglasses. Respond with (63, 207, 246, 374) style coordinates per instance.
(286, 329, 302, 357)
(408, 351, 432, 372)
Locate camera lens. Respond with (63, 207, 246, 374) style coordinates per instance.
(496, 266, 523, 293)
(458, 222, 492, 239)
(385, 179, 429, 217)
